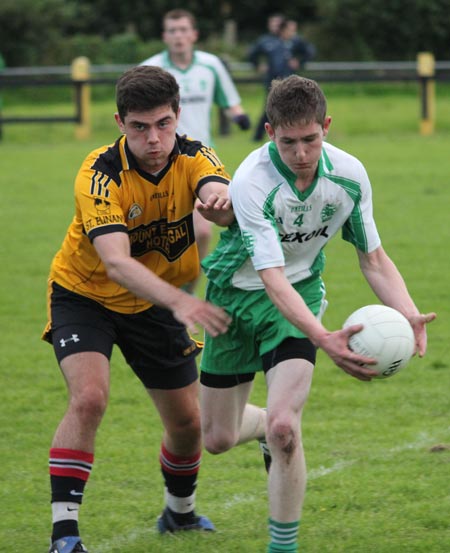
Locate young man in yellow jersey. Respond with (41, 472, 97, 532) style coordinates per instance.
(42, 65, 233, 553)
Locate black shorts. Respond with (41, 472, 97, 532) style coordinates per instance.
(200, 337, 316, 388)
(44, 282, 201, 390)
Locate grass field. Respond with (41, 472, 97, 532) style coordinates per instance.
(1, 82, 449, 552)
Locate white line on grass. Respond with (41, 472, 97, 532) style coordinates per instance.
(223, 492, 259, 509)
(95, 527, 158, 553)
(94, 430, 448, 552)
(308, 430, 441, 480)
(244, 430, 447, 485)
(308, 459, 357, 480)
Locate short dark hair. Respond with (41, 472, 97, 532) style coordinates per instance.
(163, 9, 197, 29)
(266, 75, 327, 129)
(116, 66, 180, 121)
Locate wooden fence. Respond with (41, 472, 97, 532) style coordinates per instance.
(1, 54, 449, 140)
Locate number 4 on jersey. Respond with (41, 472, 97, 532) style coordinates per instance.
(293, 214, 304, 226)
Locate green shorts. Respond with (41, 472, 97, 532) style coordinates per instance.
(200, 275, 326, 376)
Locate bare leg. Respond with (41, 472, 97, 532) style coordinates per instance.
(49, 351, 110, 544)
(265, 359, 313, 520)
(148, 380, 202, 456)
(52, 351, 110, 451)
(148, 380, 212, 529)
(238, 403, 266, 443)
(201, 381, 265, 454)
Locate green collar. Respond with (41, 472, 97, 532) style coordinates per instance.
(268, 142, 333, 200)
(163, 50, 196, 72)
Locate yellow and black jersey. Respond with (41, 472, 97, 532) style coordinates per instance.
(49, 134, 231, 313)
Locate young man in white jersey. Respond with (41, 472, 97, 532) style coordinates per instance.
(141, 9, 251, 293)
(199, 75, 436, 553)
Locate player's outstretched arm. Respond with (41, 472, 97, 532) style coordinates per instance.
(357, 247, 436, 356)
(93, 232, 231, 337)
(259, 266, 378, 381)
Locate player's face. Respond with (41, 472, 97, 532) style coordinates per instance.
(115, 105, 180, 173)
(266, 118, 331, 180)
(163, 17, 198, 55)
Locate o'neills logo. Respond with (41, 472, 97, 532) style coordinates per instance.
(129, 215, 194, 260)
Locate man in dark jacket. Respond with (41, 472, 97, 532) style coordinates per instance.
(248, 14, 316, 141)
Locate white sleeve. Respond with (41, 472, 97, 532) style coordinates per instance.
(230, 174, 285, 270)
(211, 56, 242, 109)
(140, 54, 161, 66)
(342, 161, 381, 252)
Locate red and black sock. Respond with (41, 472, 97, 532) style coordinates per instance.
(49, 448, 94, 542)
(159, 444, 201, 524)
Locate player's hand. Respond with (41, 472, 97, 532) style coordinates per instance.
(407, 311, 436, 357)
(196, 193, 234, 226)
(172, 292, 231, 337)
(318, 325, 378, 381)
(233, 114, 251, 130)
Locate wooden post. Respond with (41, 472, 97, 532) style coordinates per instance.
(223, 20, 237, 48)
(71, 56, 91, 139)
(417, 52, 435, 136)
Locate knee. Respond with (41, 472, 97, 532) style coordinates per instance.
(70, 386, 108, 424)
(171, 412, 202, 443)
(203, 429, 237, 455)
(267, 412, 300, 457)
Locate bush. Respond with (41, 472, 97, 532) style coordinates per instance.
(104, 33, 145, 64)
(315, 0, 450, 60)
(0, 0, 76, 66)
(2, 0, 450, 66)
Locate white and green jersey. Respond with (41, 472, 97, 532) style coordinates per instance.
(203, 141, 381, 291)
(141, 50, 241, 146)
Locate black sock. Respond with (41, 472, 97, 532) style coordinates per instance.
(52, 520, 79, 542)
(167, 506, 197, 524)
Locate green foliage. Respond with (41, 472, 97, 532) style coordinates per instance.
(0, 0, 76, 65)
(2, 0, 450, 66)
(43, 32, 164, 66)
(56, 34, 108, 65)
(315, 0, 450, 60)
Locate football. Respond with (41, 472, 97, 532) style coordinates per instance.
(343, 304, 415, 379)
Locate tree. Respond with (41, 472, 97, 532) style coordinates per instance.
(1, 0, 450, 66)
(0, 0, 77, 65)
(315, 0, 450, 60)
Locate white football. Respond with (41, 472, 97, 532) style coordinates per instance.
(343, 305, 415, 379)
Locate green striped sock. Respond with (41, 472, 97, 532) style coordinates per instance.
(267, 518, 299, 552)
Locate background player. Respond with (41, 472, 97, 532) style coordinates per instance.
(141, 9, 251, 294)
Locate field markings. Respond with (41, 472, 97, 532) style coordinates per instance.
(308, 459, 357, 480)
(308, 429, 446, 480)
(223, 493, 259, 509)
(94, 429, 449, 552)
